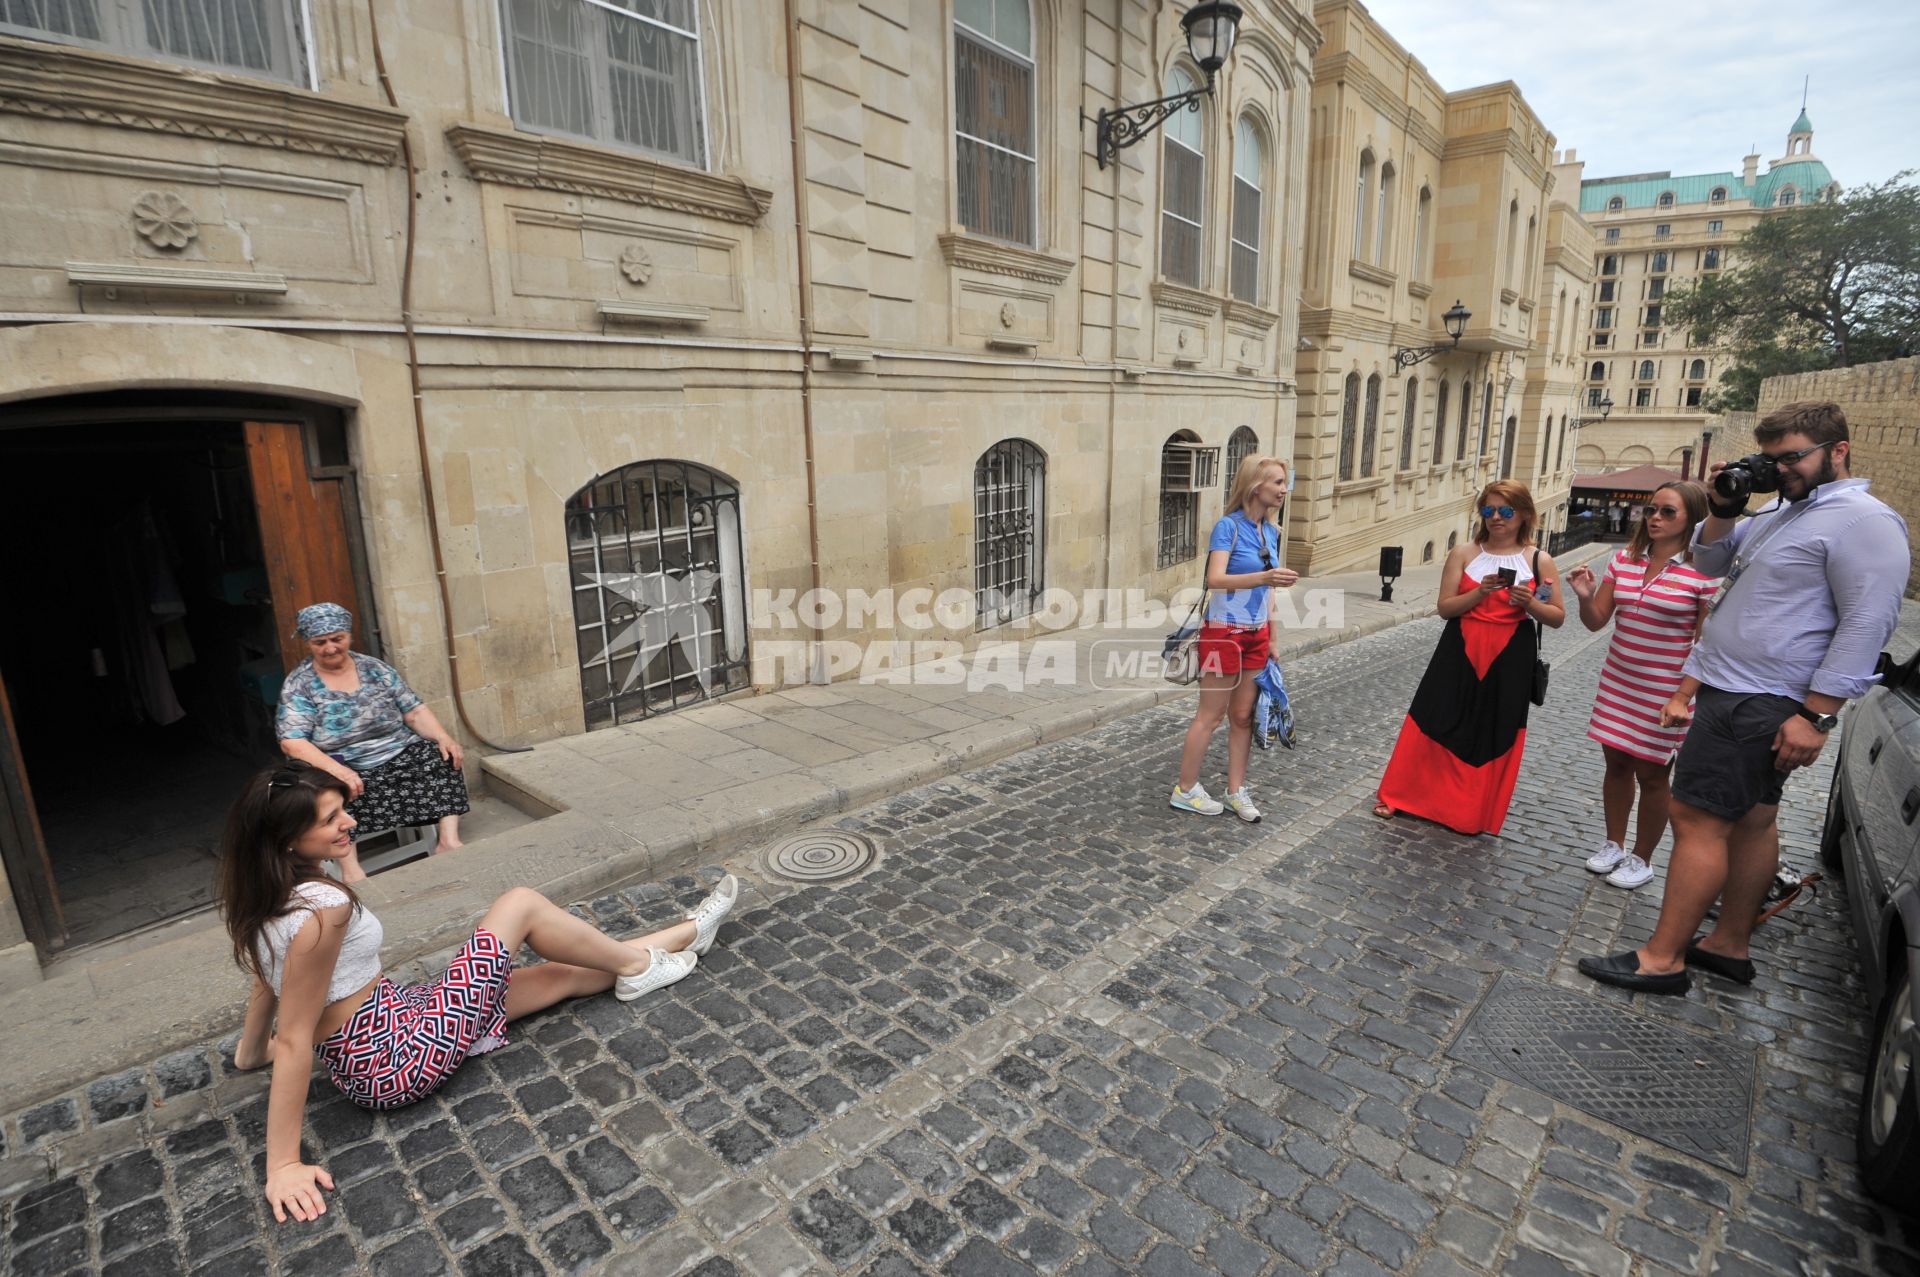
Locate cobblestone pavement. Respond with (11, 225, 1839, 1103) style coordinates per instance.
(6, 610, 1920, 1277)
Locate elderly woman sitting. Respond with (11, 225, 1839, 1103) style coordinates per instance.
(275, 603, 470, 881)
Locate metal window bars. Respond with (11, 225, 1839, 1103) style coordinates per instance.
(973, 439, 1046, 629)
(566, 459, 749, 728)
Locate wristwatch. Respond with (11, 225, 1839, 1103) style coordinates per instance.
(1796, 708, 1839, 733)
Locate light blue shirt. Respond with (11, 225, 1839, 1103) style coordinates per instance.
(1206, 512, 1281, 626)
(1685, 478, 1910, 701)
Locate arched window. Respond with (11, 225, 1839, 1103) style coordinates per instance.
(1375, 162, 1396, 266)
(1607, 196, 1623, 212)
(1554, 414, 1569, 472)
(954, 0, 1037, 245)
(1689, 359, 1706, 379)
(975, 439, 1046, 628)
(1503, 198, 1520, 287)
(1657, 191, 1675, 208)
(1651, 251, 1668, 274)
(1158, 430, 1205, 566)
(1159, 66, 1205, 285)
(1224, 424, 1260, 492)
(1447, 530, 1458, 551)
(1338, 373, 1361, 480)
(567, 460, 749, 727)
(1703, 247, 1721, 270)
(1710, 186, 1727, 203)
(1399, 376, 1418, 471)
(1455, 380, 1471, 461)
(1522, 214, 1537, 293)
(1500, 414, 1518, 478)
(1361, 374, 1382, 477)
(1432, 380, 1450, 464)
(1638, 360, 1655, 380)
(1478, 379, 1494, 455)
(1601, 254, 1618, 276)
(1229, 117, 1264, 302)
(1777, 186, 1797, 207)
(1589, 360, 1605, 381)
(1413, 186, 1432, 280)
(1422, 541, 1435, 564)
(1353, 150, 1375, 260)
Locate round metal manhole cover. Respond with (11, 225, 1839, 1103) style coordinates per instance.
(761, 829, 880, 884)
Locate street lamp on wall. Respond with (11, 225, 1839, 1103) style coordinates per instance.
(1092, 3, 1244, 170)
(1390, 301, 1471, 372)
(1570, 393, 1612, 431)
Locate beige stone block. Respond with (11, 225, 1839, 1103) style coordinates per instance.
(804, 132, 866, 196)
(477, 508, 535, 572)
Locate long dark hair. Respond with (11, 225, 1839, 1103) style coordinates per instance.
(219, 761, 358, 977)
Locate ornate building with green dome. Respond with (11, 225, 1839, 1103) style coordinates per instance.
(1552, 112, 1839, 478)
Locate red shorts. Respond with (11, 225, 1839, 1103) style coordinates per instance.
(1196, 622, 1270, 678)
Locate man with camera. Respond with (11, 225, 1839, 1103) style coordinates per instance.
(1579, 401, 1910, 995)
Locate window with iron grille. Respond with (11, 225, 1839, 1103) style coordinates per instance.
(974, 438, 1045, 629)
(1455, 381, 1471, 461)
(1337, 372, 1360, 481)
(954, 0, 1036, 246)
(1432, 380, 1450, 464)
(1160, 66, 1205, 286)
(566, 460, 749, 728)
(501, 0, 707, 168)
(1224, 425, 1260, 493)
(1360, 374, 1381, 478)
(1157, 433, 1203, 568)
(1399, 377, 1418, 471)
(1229, 117, 1263, 302)
(2, 0, 307, 81)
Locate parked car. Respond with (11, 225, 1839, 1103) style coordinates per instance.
(1822, 644, 1920, 1208)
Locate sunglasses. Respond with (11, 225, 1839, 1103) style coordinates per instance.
(267, 759, 318, 791)
(1479, 505, 1516, 520)
(1760, 441, 1836, 467)
(1639, 504, 1684, 518)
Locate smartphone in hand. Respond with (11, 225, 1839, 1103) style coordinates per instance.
(1491, 567, 1517, 587)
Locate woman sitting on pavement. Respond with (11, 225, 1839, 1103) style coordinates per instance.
(1170, 454, 1299, 823)
(1373, 482, 1565, 834)
(1564, 481, 1718, 889)
(221, 759, 739, 1223)
(275, 602, 470, 880)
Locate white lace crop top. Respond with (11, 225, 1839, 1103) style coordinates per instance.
(257, 880, 385, 1004)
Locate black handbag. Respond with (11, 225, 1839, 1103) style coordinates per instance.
(1529, 548, 1550, 706)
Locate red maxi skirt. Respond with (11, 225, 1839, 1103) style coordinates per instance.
(1377, 587, 1535, 835)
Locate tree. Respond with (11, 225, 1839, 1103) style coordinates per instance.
(1667, 172, 1920, 410)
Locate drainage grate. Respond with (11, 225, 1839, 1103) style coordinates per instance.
(760, 829, 881, 885)
(1446, 972, 1756, 1172)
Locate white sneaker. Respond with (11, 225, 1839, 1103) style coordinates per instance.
(1605, 854, 1655, 889)
(1223, 787, 1262, 824)
(1585, 841, 1627, 874)
(614, 947, 696, 1001)
(687, 874, 740, 956)
(1170, 783, 1224, 816)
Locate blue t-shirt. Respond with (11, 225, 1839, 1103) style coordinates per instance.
(275, 653, 425, 771)
(1205, 512, 1281, 625)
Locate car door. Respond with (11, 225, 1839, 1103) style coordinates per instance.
(1858, 655, 1920, 945)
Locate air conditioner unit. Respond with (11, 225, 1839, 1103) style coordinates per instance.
(1161, 443, 1221, 493)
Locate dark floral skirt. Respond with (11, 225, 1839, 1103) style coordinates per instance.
(348, 736, 470, 834)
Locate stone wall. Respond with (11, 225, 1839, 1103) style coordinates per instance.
(1755, 358, 1920, 596)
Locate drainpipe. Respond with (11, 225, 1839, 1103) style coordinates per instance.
(782, 0, 828, 683)
(366, 0, 525, 751)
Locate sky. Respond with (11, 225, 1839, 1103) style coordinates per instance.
(1351, 0, 1919, 190)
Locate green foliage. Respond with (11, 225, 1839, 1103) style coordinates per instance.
(1665, 172, 1920, 408)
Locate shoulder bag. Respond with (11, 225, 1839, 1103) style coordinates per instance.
(1163, 518, 1242, 685)
(1529, 548, 1550, 706)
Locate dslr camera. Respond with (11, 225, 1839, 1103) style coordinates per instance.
(1710, 453, 1783, 506)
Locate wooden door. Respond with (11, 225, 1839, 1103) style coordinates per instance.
(0, 671, 64, 952)
(245, 422, 361, 672)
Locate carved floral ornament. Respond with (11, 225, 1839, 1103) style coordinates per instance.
(132, 190, 197, 250)
(619, 243, 653, 285)
(999, 301, 1015, 329)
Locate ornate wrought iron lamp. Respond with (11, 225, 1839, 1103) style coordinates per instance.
(1092, 3, 1244, 170)
(1391, 301, 1471, 372)
(1571, 393, 1613, 430)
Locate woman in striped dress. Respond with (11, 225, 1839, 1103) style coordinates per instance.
(1563, 481, 1719, 888)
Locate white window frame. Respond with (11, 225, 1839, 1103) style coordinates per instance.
(1228, 115, 1264, 303)
(1, 0, 313, 85)
(954, 2, 1039, 247)
(1159, 66, 1206, 287)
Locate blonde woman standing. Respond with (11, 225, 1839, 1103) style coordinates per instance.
(1171, 455, 1298, 822)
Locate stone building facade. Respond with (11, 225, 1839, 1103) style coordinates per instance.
(0, 2, 1323, 966)
(1287, 0, 1577, 576)
(1563, 113, 1838, 476)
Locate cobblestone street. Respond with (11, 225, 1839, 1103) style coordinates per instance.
(5, 613, 1918, 1277)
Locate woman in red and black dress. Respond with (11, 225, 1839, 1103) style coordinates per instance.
(1374, 482, 1565, 834)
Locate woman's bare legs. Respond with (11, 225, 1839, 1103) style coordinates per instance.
(1600, 745, 1637, 847)
(502, 914, 698, 1021)
(1629, 757, 1674, 865)
(435, 813, 464, 852)
(1223, 674, 1261, 794)
(1177, 674, 1237, 790)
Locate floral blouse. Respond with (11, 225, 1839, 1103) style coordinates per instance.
(275, 653, 424, 771)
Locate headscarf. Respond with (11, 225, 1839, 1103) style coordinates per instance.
(295, 602, 353, 641)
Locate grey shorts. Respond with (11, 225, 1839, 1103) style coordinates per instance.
(1670, 687, 1802, 821)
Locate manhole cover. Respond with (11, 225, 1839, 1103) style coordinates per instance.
(1447, 973, 1756, 1172)
(760, 830, 880, 884)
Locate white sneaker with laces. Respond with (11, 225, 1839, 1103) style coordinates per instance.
(1224, 787, 1262, 824)
(615, 947, 697, 1001)
(1170, 783, 1224, 816)
(1585, 841, 1627, 874)
(1605, 854, 1654, 889)
(688, 874, 740, 956)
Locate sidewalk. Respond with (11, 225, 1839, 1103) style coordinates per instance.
(0, 545, 1611, 1113)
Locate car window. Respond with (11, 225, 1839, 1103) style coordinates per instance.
(1901, 652, 1920, 704)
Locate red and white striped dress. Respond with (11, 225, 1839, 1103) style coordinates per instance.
(1586, 550, 1720, 763)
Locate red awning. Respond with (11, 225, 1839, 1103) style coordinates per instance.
(1569, 463, 1686, 493)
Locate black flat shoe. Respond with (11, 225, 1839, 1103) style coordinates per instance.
(1577, 951, 1691, 996)
(1684, 943, 1756, 985)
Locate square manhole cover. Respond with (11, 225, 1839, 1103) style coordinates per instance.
(1446, 972, 1756, 1172)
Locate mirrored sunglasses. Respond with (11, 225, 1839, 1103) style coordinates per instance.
(1479, 505, 1516, 520)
